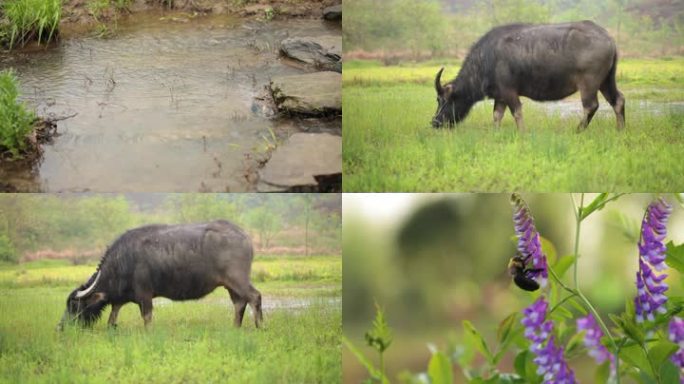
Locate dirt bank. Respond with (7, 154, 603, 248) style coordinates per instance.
(61, 0, 339, 28)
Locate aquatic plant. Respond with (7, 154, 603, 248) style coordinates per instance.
(0, 69, 35, 158)
(2, 0, 61, 49)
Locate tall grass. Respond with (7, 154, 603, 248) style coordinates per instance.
(0, 69, 35, 158)
(2, 0, 61, 49)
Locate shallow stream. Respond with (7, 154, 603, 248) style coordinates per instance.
(0, 12, 340, 191)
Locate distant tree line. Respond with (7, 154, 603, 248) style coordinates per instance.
(344, 0, 683, 60)
(0, 194, 341, 263)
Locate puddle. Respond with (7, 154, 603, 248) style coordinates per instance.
(153, 295, 340, 313)
(0, 12, 341, 192)
(474, 98, 684, 119)
(538, 99, 684, 118)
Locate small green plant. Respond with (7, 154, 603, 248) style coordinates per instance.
(0, 69, 36, 158)
(264, 7, 276, 21)
(86, 0, 110, 21)
(2, 0, 61, 49)
(344, 302, 393, 383)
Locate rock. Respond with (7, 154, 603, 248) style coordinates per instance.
(280, 35, 341, 72)
(323, 5, 342, 21)
(270, 72, 341, 116)
(258, 133, 341, 192)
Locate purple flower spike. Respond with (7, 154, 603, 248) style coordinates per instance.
(577, 314, 615, 373)
(522, 297, 576, 384)
(634, 198, 672, 323)
(669, 317, 684, 382)
(511, 194, 548, 288)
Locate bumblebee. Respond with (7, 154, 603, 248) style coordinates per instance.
(508, 252, 543, 291)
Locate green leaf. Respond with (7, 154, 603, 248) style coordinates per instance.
(659, 360, 680, 384)
(580, 193, 609, 220)
(567, 297, 587, 315)
(594, 360, 611, 384)
(497, 313, 518, 345)
(666, 241, 684, 274)
(648, 340, 678, 369)
(463, 320, 494, 364)
(342, 336, 384, 381)
(513, 350, 527, 377)
(611, 312, 645, 345)
(540, 236, 557, 265)
(553, 255, 576, 279)
(619, 344, 654, 379)
(428, 351, 453, 384)
(553, 306, 574, 320)
(565, 330, 586, 356)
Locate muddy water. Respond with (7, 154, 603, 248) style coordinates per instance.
(0, 13, 340, 192)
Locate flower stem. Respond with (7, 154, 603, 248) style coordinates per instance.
(570, 193, 621, 384)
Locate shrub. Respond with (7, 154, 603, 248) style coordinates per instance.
(0, 69, 35, 158)
(0, 233, 18, 263)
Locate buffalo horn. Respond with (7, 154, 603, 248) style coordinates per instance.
(75, 271, 101, 298)
(435, 67, 445, 95)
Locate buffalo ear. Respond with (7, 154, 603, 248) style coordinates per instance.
(85, 292, 106, 307)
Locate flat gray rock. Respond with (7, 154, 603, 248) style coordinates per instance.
(270, 71, 341, 115)
(323, 5, 342, 21)
(280, 35, 341, 72)
(258, 133, 341, 192)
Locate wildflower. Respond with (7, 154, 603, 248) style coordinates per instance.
(511, 193, 548, 288)
(635, 198, 672, 323)
(577, 314, 614, 370)
(522, 297, 576, 384)
(669, 317, 684, 382)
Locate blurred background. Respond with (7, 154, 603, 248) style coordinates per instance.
(0, 193, 341, 264)
(344, 0, 683, 62)
(343, 193, 684, 383)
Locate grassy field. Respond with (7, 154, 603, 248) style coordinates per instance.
(0, 255, 341, 383)
(343, 57, 684, 192)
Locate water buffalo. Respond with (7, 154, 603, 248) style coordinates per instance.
(59, 220, 262, 329)
(432, 21, 625, 132)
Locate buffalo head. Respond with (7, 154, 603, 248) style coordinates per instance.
(58, 271, 107, 330)
(432, 67, 470, 128)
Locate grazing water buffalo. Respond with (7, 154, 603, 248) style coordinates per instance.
(59, 220, 262, 329)
(432, 21, 625, 132)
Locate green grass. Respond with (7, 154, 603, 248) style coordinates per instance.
(0, 256, 341, 383)
(0, 69, 36, 158)
(343, 58, 684, 192)
(2, 0, 61, 49)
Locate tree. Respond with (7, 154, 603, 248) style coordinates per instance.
(247, 206, 283, 249)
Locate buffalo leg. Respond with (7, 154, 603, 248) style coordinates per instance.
(493, 100, 506, 128)
(577, 91, 599, 132)
(138, 299, 153, 327)
(108, 303, 122, 327)
(247, 285, 263, 329)
(600, 85, 625, 130)
(505, 97, 525, 132)
(227, 287, 247, 327)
